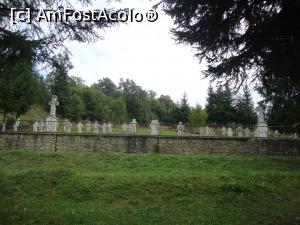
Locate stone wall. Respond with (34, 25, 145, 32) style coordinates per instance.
(0, 132, 299, 155)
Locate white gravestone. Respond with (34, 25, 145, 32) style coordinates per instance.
(129, 119, 137, 134)
(102, 123, 107, 134)
(86, 121, 91, 133)
(210, 128, 216, 136)
(244, 128, 251, 137)
(205, 126, 211, 136)
(256, 106, 268, 137)
(77, 122, 83, 133)
(46, 95, 59, 132)
(227, 127, 233, 137)
(63, 119, 71, 133)
(150, 120, 160, 135)
(13, 118, 20, 131)
(94, 121, 99, 134)
(33, 122, 38, 132)
(107, 122, 113, 134)
(273, 130, 280, 137)
(1, 122, 6, 132)
(177, 122, 185, 136)
(221, 127, 227, 136)
(122, 123, 128, 134)
(236, 126, 243, 137)
(199, 127, 205, 136)
(38, 121, 44, 132)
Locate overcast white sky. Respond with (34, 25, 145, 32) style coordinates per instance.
(67, 0, 261, 107)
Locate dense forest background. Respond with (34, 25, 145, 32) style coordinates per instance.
(0, 52, 258, 126)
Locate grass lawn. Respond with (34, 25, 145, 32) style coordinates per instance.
(0, 150, 300, 225)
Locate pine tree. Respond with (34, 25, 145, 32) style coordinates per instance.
(48, 52, 73, 118)
(175, 93, 190, 123)
(160, 0, 300, 126)
(235, 85, 258, 125)
(206, 85, 236, 125)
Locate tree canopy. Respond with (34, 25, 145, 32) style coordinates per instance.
(0, 0, 118, 62)
(160, 0, 300, 126)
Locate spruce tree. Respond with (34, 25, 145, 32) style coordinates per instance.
(235, 85, 258, 125)
(48, 52, 73, 118)
(175, 93, 190, 123)
(206, 85, 236, 125)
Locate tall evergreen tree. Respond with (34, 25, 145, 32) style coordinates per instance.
(0, 32, 45, 120)
(160, 0, 300, 126)
(235, 85, 258, 125)
(175, 93, 190, 123)
(48, 52, 73, 118)
(206, 85, 236, 125)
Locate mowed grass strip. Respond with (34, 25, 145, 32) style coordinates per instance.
(0, 150, 300, 225)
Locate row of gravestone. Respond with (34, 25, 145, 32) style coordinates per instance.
(1, 96, 296, 138)
(2, 118, 294, 138)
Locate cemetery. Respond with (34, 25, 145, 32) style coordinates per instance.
(1, 1, 300, 225)
(1, 95, 299, 155)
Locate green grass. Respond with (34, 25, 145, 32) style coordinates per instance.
(0, 150, 300, 225)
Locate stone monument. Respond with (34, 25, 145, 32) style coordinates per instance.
(150, 120, 160, 135)
(244, 128, 251, 137)
(33, 122, 38, 132)
(102, 123, 107, 134)
(45, 95, 59, 132)
(38, 121, 44, 132)
(94, 121, 99, 134)
(13, 118, 20, 132)
(1, 122, 6, 132)
(86, 121, 91, 133)
(129, 119, 137, 134)
(236, 126, 243, 137)
(107, 122, 113, 134)
(177, 122, 185, 136)
(122, 123, 128, 134)
(77, 122, 83, 133)
(221, 126, 226, 136)
(227, 127, 233, 137)
(63, 119, 71, 133)
(256, 106, 268, 137)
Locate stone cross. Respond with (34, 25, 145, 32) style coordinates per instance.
(94, 121, 99, 134)
(244, 128, 251, 137)
(227, 127, 233, 137)
(63, 119, 71, 133)
(86, 121, 91, 133)
(122, 123, 128, 134)
(129, 119, 137, 134)
(33, 122, 38, 132)
(38, 121, 44, 132)
(13, 118, 20, 132)
(107, 122, 113, 134)
(273, 130, 279, 137)
(199, 127, 205, 136)
(77, 122, 83, 133)
(150, 120, 159, 135)
(102, 123, 107, 134)
(205, 126, 211, 136)
(177, 122, 185, 136)
(221, 127, 226, 136)
(256, 106, 265, 123)
(1, 122, 6, 132)
(236, 126, 243, 137)
(48, 95, 59, 117)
